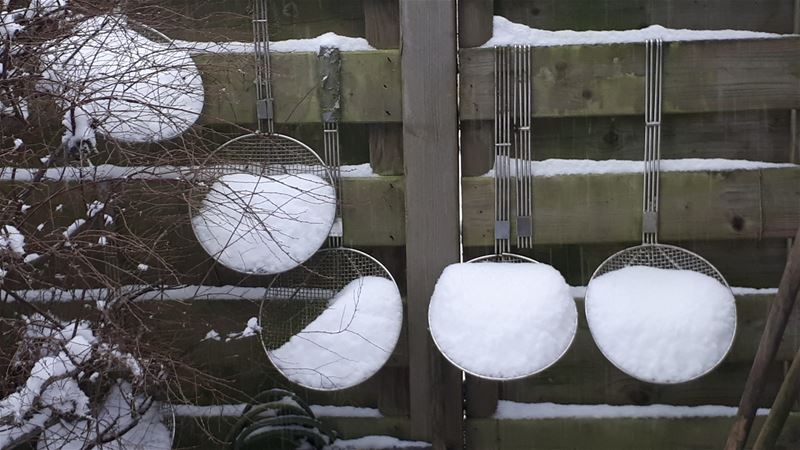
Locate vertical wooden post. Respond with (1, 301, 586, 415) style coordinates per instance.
(458, 0, 495, 178)
(400, 0, 463, 448)
(363, 0, 404, 176)
(459, 0, 500, 420)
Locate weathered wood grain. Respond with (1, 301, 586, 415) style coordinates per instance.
(461, 111, 792, 177)
(363, 0, 403, 175)
(197, 38, 800, 124)
(460, 38, 800, 120)
(495, 0, 795, 34)
(195, 50, 401, 125)
(157, 0, 365, 42)
(467, 415, 800, 450)
(400, 0, 463, 447)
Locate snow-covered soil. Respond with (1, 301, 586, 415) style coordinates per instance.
(191, 173, 336, 274)
(586, 266, 736, 383)
(483, 16, 788, 47)
(429, 262, 577, 379)
(267, 276, 403, 390)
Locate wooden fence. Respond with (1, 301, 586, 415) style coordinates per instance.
(5, 0, 800, 448)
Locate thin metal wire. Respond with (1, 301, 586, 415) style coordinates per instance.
(494, 46, 510, 255)
(514, 45, 533, 249)
(323, 121, 342, 247)
(253, 0, 274, 133)
(643, 39, 662, 245)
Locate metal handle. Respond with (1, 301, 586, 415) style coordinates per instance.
(253, 0, 274, 133)
(642, 39, 663, 245)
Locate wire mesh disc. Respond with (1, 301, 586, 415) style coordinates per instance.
(585, 243, 737, 384)
(259, 247, 403, 391)
(428, 253, 578, 380)
(468, 253, 537, 264)
(188, 133, 336, 275)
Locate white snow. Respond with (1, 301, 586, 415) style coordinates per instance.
(85, 200, 104, 218)
(327, 436, 430, 449)
(171, 403, 247, 417)
(310, 405, 382, 418)
(0, 162, 376, 182)
(61, 107, 96, 154)
(202, 330, 221, 341)
(483, 157, 796, 178)
(175, 32, 374, 54)
(37, 382, 171, 450)
(268, 276, 403, 390)
(42, 15, 203, 143)
(483, 16, 786, 47)
(586, 266, 736, 384)
(62, 219, 85, 239)
(226, 316, 262, 340)
(429, 262, 577, 379)
(494, 401, 769, 419)
(1, 225, 25, 255)
(191, 173, 336, 274)
(136, 263, 149, 272)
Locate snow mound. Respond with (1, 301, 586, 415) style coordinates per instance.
(429, 262, 577, 379)
(192, 173, 335, 274)
(42, 15, 203, 143)
(38, 382, 171, 450)
(268, 276, 403, 390)
(175, 32, 374, 54)
(483, 16, 784, 47)
(328, 435, 430, 449)
(586, 266, 736, 383)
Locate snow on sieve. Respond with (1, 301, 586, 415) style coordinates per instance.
(174, 32, 374, 54)
(268, 276, 403, 390)
(429, 262, 577, 379)
(191, 173, 335, 274)
(494, 401, 769, 419)
(586, 266, 736, 384)
(37, 382, 171, 450)
(483, 16, 786, 47)
(483, 156, 796, 178)
(41, 15, 203, 143)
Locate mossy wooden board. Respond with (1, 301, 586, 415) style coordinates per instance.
(196, 38, 800, 124)
(466, 415, 800, 450)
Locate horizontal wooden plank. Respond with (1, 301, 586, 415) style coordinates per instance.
(495, 0, 795, 34)
(196, 50, 401, 125)
(462, 110, 792, 176)
(461, 167, 800, 246)
(17, 291, 795, 408)
(174, 415, 416, 450)
(198, 38, 800, 124)
(2, 167, 797, 249)
(467, 414, 800, 450)
(460, 37, 800, 119)
(155, 0, 366, 43)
